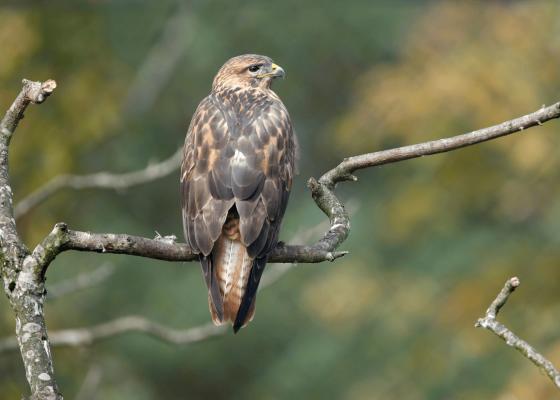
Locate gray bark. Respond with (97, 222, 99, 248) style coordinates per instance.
(0, 79, 61, 399)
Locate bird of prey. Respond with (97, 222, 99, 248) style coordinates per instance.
(181, 54, 297, 332)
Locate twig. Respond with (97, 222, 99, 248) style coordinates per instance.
(16, 4, 195, 221)
(475, 277, 560, 389)
(75, 364, 103, 400)
(15, 148, 182, 219)
(122, 3, 195, 117)
(47, 263, 115, 299)
(0, 316, 225, 351)
(0, 259, 310, 352)
(0, 261, 289, 352)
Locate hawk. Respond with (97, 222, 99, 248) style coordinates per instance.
(181, 54, 297, 332)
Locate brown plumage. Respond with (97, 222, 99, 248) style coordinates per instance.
(180, 54, 297, 332)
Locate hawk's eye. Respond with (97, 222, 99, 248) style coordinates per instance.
(248, 64, 262, 73)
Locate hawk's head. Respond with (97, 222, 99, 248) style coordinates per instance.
(212, 54, 285, 91)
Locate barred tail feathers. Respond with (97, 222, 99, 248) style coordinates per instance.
(214, 236, 254, 323)
(206, 212, 257, 330)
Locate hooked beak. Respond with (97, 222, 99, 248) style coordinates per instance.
(258, 63, 286, 79)
(270, 63, 286, 79)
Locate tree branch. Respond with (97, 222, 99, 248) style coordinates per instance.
(0, 79, 56, 249)
(31, 223, 348, 270)
(15, 4, 196, 221)
(0, 251, 303, 352)
(475, 277, 560, 389)
(0, 260, 298, 351)
(0, 316, 225, 351)
(75, 364, 103, 400)
(15, 148, 182, 219)
(0, 248, 310, 353)
(303, 102, 560, 265)
(122, 2, 195, 117)
(319, 102, 560, 188)
(0, 250, 300, 352)
(0, 79, 62, 399)
(47, 263, 115, 300)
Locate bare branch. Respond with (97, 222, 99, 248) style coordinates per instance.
(0, 316, 225, 351)
(0, 79, 62, 399)
(319, 102, 560, 188)
(15, 4, 195, 221)
(15, 148, 182, 219)
(0, 256, 303, 352)
(47, 263, 115, 299)
(475, 277, 560, 389)
(0, 259, 294, 352)
(75, 364, 103, 400)
(0, 264, 294, 353)
(122, 3, 195, 117)
(305, 102, 560, 275)
(0, 79, 56, 137)
(0, 79, 56, 248)
(31, 223, 347, 273)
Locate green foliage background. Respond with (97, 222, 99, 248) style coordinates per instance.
(1, 1, 559, 399)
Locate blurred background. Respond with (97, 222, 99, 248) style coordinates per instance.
(1, 1, 560, 399)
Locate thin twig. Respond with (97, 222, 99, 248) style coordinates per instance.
(475, 277, 560, 389)
(75, 364, 103, 400)
(0, 263, 289, 352)
(122, 3, 195, 117)
(16, 4, 195, 221)
(47, 263, 115, 299)
(0, 316, 225, 351)
(15, 148, 182, 219)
